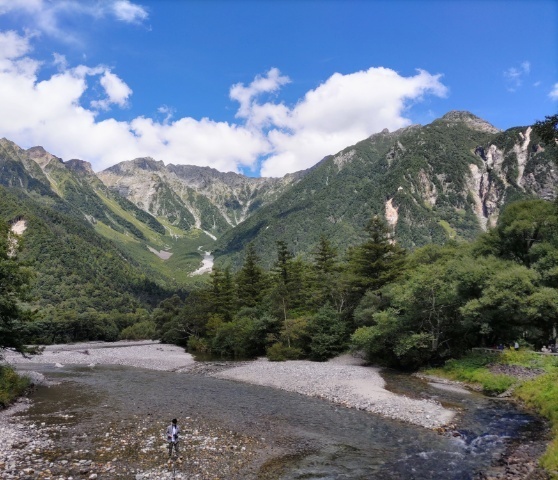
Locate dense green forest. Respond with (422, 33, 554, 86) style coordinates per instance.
(153, 198, 558, 368)
(6, 202, 555, 364)
(0, 187, 179, 345)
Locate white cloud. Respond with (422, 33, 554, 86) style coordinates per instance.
(504, 61, 530, 92)
(0, 0, 148, 41)
(0, 31, 448, 177)
(550, 83, 558, 100)
(230, 68, 291, 122)
(249, 67, 448, 176)
(91, 70, 133, 110)
(111, 0, 148, 23)
(0, 30, 267, 173)
(0, 0, 42, 15)
(157, 105, 175, 124)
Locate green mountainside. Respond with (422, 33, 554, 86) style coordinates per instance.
(0, 110, 555, 335)
(214, 111, 557, 267)
(0, 139, 201, 335)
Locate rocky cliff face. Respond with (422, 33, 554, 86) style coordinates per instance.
(98, 160, 305, 238)
(467, 126, 557, 230)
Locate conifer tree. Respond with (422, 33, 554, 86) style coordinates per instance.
(348, 215, 406, 305)
(209, 267, 236, 321)
(236, 243, 265, 309)
(311, 235, 339, 307)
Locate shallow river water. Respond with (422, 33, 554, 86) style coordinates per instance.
(15, 363, 544, 479)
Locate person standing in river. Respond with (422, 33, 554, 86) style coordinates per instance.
(166, 418, 181, 457)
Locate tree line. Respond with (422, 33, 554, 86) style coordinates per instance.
(151, 198, 558, 368)
(2, 198, 557, 369)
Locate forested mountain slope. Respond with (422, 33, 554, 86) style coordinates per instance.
(0, 139, 182, 336)
(214, 111, 557, 267)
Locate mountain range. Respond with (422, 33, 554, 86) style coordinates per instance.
(0, 111, 556, 314)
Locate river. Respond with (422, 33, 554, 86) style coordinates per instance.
(11, 363, 547, 479)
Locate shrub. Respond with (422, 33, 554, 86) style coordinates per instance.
(0, 365, 30, 407)
(120, 320, 157, 340)
(266, 342, 304, 361)
(187, 336, 210, 353)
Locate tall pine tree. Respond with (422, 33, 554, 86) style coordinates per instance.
(236, 243, 266, 309)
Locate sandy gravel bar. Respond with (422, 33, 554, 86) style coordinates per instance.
(213, 356, 455, 429)
(7, 343, 454, 428)
(5, 340, 196, 371)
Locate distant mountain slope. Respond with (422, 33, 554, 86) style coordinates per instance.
(98, 159, 305, 238)
(0, 139, 199, 320)
(1, 110, 555, 293)
(213, 111, 558, 267)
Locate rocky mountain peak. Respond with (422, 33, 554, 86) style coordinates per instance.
(27, 146, 63, 168)
(104, 157, 165, 175)
(65, 159, 95, 176)
(440, 111, 501, 134)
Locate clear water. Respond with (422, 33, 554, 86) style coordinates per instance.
(15, 364, 544, 479)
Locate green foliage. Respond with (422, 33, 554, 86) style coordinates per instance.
(477, 200, 558, 267)
(516, 372, 558, 473)
(120, 320, 157, 340)
(0, 219, 35, 356)
(210, 317, 257, 358)
(429, 352, 515, 394)
(236, 243, 266, 309)
(266, 342, 304, 361)
(0, 365, 30, 407)
(533, 114, 558, 144)
(307, 305, 347, 361)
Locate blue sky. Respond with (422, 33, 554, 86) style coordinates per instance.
(0, 0, 556, 177)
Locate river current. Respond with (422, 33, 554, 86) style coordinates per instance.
(14, 363, 544, 479)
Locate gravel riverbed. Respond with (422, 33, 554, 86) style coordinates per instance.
(0, 340, 483, 479)
(5, 341, 454, 429)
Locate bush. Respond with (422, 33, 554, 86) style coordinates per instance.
(120, 321, 157, 340)
(187, 336, 210, 353)
(211, 318, 256, 358)
(266, 342, 304, 361)
(0, 365, 30, 407)
(307, 305, 347, 361)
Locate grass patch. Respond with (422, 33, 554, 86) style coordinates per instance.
(438, 220, 457, 239)
(426, 351, 514, 395)
(499, 349, 558, 372)
(515, 369, 558, 474)
(0, 364, 30, 407)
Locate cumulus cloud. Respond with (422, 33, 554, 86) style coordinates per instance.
(230, 68, 291, 123)
(0, 30, 267, 172)
(504, 61, 530, 92)
(91, 70, 133, 110)
(550, 83, 558, 100)
(249, 67, 448, 176)
(0, 30, 448, 177)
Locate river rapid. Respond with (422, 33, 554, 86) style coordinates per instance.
(8, 362, 548, 479)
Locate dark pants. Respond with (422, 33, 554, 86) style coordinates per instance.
(168, 441, 179, 456)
